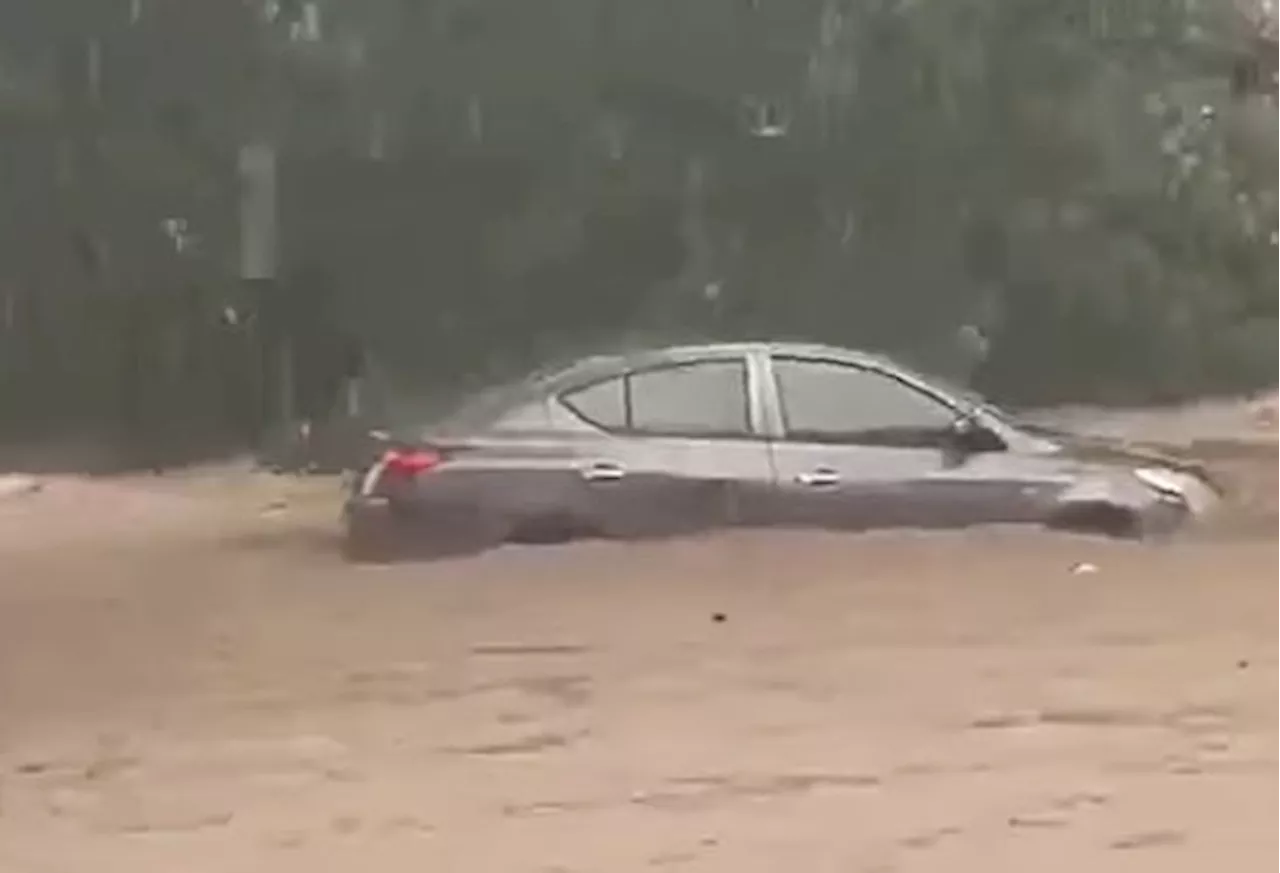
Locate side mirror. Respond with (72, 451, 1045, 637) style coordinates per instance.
(946, 414, 1002, 454)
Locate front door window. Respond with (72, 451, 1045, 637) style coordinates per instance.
(772, 358, 955, 447)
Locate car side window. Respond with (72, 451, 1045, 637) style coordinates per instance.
(627, 360, 751, 438)
(773, 357, 956, 447)
(561, 376, 627, 430)
(559, 359, 751, 438)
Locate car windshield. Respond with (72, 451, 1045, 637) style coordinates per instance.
(940, 383, 1066, 436)
(901, 367, 1037, 431)
(434, 377, 542, 431)
(953, 384, 1016, 424)
(885, 364, 991, 415)
(369, 371, 542, 438)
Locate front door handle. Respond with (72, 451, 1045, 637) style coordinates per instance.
(582, 461, 626, 482)
(796, 467, 840, 488)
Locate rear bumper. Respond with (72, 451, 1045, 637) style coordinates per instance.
(343, 494, 392, 525)
(341, 496, 404, 561)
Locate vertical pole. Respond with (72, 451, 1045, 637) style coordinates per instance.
(238, 141, 285, 436)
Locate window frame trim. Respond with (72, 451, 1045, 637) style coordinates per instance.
(762, 354, 966, 446)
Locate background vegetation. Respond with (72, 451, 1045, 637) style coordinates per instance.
(0, 0, 1275, 464)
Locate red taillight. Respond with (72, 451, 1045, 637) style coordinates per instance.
(381, 447, 441, 478)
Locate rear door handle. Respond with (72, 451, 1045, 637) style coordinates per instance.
(582, 461, 626, 482)
(796, 468, 840, 488)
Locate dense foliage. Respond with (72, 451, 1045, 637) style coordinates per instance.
(0, 0, 1275, 462)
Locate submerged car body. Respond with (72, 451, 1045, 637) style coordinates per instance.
(342, 342, 1219, 560)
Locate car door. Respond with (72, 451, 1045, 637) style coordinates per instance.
(762, 356, 1037, 531)
(557, 355, 775, 538)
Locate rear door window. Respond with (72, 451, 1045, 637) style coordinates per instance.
(559, 358, 751, 438)
(628, 360, 750, 437)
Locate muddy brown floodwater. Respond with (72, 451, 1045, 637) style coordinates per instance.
(0, 461, 1275, 873)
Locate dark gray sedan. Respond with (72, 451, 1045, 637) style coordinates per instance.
(342, 342, 1218, 561)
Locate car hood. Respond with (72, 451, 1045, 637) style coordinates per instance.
(1036, 427, 1221, 492)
